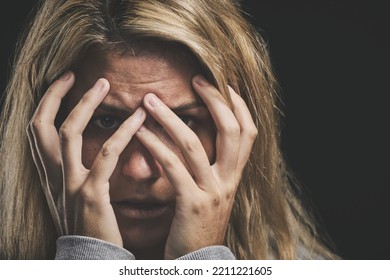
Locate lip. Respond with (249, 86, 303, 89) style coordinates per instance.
(112, 200, 169, 219)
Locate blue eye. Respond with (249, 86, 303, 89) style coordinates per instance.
(92, 116, 121, 129)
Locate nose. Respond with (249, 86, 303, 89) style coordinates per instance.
(120, 139, 161, 183)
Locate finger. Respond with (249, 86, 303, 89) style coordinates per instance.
(142, 93, 215, 187)
(87, 107, 147, 186)
(136, 125, 201, 195)
(192, 75, 240, 178)
(59, 78, 109, 178)
(29, 71, 75, 177)
(228, 86, 258, 178)
(33, 71, 75, 124)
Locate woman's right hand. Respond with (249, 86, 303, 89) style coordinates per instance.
(26, 71, 146, 246)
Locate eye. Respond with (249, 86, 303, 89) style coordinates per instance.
(91, 115, 121, 130)
(178, 115, 195, 128)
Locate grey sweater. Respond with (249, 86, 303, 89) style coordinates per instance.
(55, 236, 236, 260)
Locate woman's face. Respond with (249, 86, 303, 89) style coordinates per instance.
(63, 49, 215, 258)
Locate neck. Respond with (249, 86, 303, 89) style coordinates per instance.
(130, 244, 165, 260)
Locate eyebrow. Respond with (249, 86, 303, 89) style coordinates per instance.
(171, 102, 205, 114)
(97, 101, 205, 116)
(98, 103, 132, 116)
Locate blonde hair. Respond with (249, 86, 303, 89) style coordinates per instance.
(0, 0, 336, 259)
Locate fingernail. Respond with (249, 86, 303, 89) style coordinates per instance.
(138, 125, 146, 132)
(60, 71, 72, 81)
(147, 94, 160, 107)
(195, 76, 209, 86)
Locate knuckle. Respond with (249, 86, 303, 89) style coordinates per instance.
(222, 121, 240, 137)
(30, 119, 43, 132)
(190, 200, 205, 215)
(77, 185, 96, 205)
(247, 125, 258, 139)
(182, 136, 202, 154)
(210, 193, 221, 207)
(224, 188, 236, 201)
(79, 94, 91, 105)
(220, 179, 237, 201)
(162, 153, 181, 171)
(100, 142, 119, 158)
(58, 125, 73, 141)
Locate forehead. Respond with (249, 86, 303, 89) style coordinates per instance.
(70, 48, 202, 109)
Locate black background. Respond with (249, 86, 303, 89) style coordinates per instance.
(1, 1, 389, 259)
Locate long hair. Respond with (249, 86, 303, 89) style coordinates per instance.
(0, 0, 336, 259)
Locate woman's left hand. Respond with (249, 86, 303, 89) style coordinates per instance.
(136, 75, 257, 259)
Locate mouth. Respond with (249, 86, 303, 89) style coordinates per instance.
(111, 200, 169, 219)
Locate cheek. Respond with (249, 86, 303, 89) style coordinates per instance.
(153, 129, 183, 158)
(196, 122, 216, 163)
(81, 135, 106, 169)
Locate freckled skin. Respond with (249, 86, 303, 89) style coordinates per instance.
(62, 49, 216, 259)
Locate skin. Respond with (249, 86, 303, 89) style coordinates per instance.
(27, 48, 257, 259)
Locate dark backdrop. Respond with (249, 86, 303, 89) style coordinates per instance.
(1, 0, 389, 259)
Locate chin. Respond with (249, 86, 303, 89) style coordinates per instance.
(115, 212, 173, 259)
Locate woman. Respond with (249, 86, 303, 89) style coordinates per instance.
(0, 0, 336, 259)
